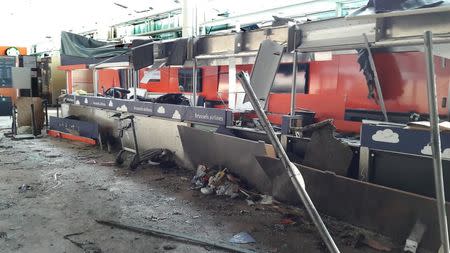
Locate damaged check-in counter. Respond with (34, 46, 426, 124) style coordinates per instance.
(56, 8, 450, 252)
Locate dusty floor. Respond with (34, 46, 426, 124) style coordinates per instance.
(0, 116, 397, 253)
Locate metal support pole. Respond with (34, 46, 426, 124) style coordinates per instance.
(237, 71, 340, 253)
(30, 104, 37, 136)
(44, 100, 49, 127)
(363, 33, 388, 122)
(290, 48, 298, 115)
(130, 117, 139, 158)
(424, 31, 450, 253)
(192, 59, 198, 106)
(11, 106, 17, 135)
(134, 69, 138, 102)
(56, 99, 59, 118)
(93, 69, 98, 96)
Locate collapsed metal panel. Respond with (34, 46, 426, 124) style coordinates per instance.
(256, 156, 450, 252)
(177, 126, 273, 194)
(244, 40, 284, 109)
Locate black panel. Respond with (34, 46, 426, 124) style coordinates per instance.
(0, 56, 15, 87)
(371, 150, 450, 201)
(0, 97, 12, 116)
(345, 109, 424, 123)
(131, 40, 154, 70)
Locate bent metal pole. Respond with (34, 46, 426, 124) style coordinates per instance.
(424, 31, 450, 253)
(237, 71, 340, 253)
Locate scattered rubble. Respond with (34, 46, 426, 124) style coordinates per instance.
(192, 165, 241, 199)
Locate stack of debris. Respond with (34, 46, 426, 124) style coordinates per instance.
(191, 165, 241, 198)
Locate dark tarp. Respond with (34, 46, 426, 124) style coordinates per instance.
(61, 31, 128, 58)
(131, 40, 154, 70)
(365, 0, 443, 13)
(166, 38, 188, 66)
(357, 49, 376, 100)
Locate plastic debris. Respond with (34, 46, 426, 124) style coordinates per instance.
(259, 195, 274, 205)
(246, 199, 255, 206)
(200, 187, 214, 195)
(191, 165, 209, 189)
(229, 232, 256, 244)
(216, 181, 239, 198)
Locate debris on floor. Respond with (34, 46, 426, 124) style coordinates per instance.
(353, 233, 392, 252)
(162, 244, 177, 250)
(63, 232, 102, 253)
(229, 232, 256, 244)
(192, 165, 240, 199)
(18, 184, 32, 192)
(96, 220, 257, 253)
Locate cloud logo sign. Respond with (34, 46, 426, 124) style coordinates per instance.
(423, 146, 450, 160)
(442, 148, 450, 159)
(157, 106, 166, 114)
(372, 129, 400, 143)
(421, 145, 432, 155)
(172, 110, 181, 120)
(116, 105, 128, 112)
(108, 100, 114, 107)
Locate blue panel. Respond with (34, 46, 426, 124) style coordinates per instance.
(361, 124, 450, 158)
(49, 116, 99, 139)
(66, 95, 232, 126)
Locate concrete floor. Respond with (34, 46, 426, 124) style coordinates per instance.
(0, 116, 393, 253)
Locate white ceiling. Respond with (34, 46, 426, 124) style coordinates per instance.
(0, 0, 180, 46)
(0, 0, 351, 47)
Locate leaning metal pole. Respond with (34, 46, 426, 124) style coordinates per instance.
(424, 31, 450, 253)
(290, 27, 299, 116)
(237, 71, 340, 253)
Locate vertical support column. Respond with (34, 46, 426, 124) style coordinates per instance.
(424, 31, 450, 253)
(182, 0, 195, 37)
(65, 72, 70, 95)
(93, 69, 99, 96)
(290, 51, 298, 116)
(228, 57, 237, 110)
(336, 2, 344, 17)
(134, 69, 138, 102)
(192, 59, 198, 106)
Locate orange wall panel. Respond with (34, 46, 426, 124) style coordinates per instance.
(0, 88, 17, 103)
(97, 69, 120, 92)
(0, 46, 27, 56)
